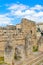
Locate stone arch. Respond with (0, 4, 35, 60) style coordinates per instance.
(4, 42, 14, 65)
(5, 41, 13, 55)
(25, 33, 32, 56)
(14, 44, 25, 60)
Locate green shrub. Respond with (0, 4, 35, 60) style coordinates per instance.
(0, 57, 4, 61)
(33, 45, 38, 52)
(0, 61, 10, 65)
(14, 53, 21, 60)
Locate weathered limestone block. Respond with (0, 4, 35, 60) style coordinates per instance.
(38, 35, 43, 51)
(25, 33, 32, 57)
(4, 43, 14, 65)
(14, 44, 25, 61)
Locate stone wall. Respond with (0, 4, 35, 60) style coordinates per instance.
(0, 18, 37, 64)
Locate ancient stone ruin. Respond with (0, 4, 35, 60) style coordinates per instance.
(0, 18, 40, 65)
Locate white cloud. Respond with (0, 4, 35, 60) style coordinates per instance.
(30, 5, 43, 10)
(0, 3, 42, 26)
(0, 14, 12, 26)
(7, 4, 43, 23)
(33, 12, 43, 17)
(8, 4, 28, 10)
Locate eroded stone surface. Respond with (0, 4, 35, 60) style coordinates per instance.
(0, 18, 42, 65)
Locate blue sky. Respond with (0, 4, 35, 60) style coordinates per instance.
(0, 0, 43, 26)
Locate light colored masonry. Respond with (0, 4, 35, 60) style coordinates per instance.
(0, 18, 42, 64)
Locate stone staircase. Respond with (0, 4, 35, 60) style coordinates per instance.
(14, 51, 43, 65)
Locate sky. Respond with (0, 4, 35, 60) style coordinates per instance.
(0, 0, 43, 26)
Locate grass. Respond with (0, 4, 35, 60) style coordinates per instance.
(0, 57, 4, 61)
(0, 61, 10, 65)
(0, 57, 10, 65)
